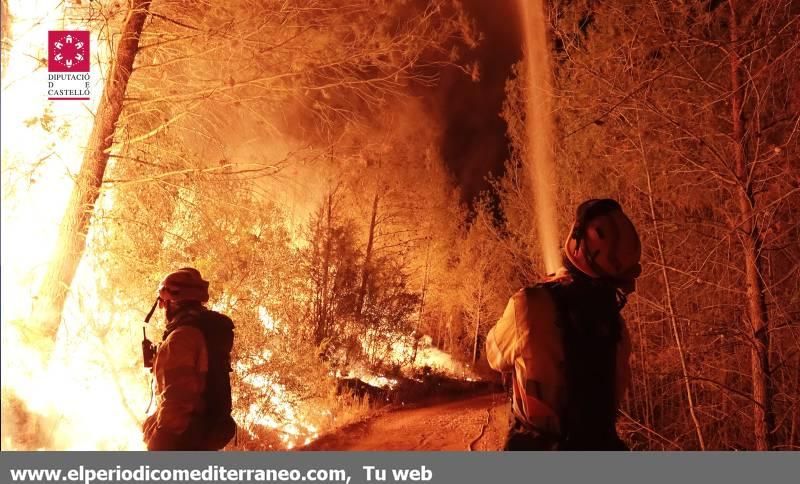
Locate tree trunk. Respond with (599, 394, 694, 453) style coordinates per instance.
(472, 282, 483, 364)
(640, 135, 706, 449)
(411, 233, 433, 366)
(356, 190, 379, 317)
(32, 0, 152, 354)
(311, 209, 324, 343)
(1, 0, 11, 78)
(633, 297, 654, 430)
(728, 0, 773, 451)
(791, 355, 799, 448)
(316, 192, 334, 344)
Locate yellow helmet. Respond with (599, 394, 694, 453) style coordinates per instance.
(157, 267, 209, 303)
(564, 199, 641, 286)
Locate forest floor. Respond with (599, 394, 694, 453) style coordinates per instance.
(303, 394, 509, 451)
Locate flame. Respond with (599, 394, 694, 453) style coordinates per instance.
(235, 353, 319, 449)
(1, 3, 479, 451)
(258, 306, 278, 331)
(1, 0, 146, 450)
(360, 331, 479, 381)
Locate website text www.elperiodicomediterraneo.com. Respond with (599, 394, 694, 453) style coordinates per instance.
(8, 464, 436, 484)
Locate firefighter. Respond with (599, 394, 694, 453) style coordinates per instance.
(486, 199, 641, 450)
(142, 268, 236, 451)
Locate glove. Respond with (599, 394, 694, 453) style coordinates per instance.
(142, 414, 157, 442)
(142, 338, 156, 368)
(146, 427, 182, 451)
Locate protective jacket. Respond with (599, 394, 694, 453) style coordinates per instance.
(144, 305, 235, 450)
(486, 272, 631, 449)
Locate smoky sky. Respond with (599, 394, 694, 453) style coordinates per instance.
(420, 0, 523, 203)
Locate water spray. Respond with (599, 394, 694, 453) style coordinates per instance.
(519, 0, 561, 274)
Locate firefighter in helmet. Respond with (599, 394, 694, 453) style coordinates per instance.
(486, 199, 641, 450)
(142, 268, 236, 451)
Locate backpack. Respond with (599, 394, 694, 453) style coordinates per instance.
(544, 278, 627, 450)
(184, 310, 237, 450)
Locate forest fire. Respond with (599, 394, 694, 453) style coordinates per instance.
(2, 0, 798, 455)
(343, 332, 477, 390)
(235, 352, 319, 449)
(1, 0, 146, 451)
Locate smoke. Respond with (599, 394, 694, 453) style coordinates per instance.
(417, 0, 523, 203)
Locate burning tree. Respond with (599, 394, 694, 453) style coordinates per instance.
(35, 0, 475, 354)
(3, 0, 478, 450)
(33, 0, 151, 356)
(456, 201, 512, 365)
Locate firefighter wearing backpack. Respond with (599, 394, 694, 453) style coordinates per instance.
(142, 268, 236, 451)
(486, 199, 641, 450)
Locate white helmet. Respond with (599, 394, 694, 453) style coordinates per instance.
(564, 199, 641, 288)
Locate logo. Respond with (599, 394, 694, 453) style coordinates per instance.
(47, 31, 92, 101)
(48, 31, 90, 72)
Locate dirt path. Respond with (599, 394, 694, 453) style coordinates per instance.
(304, 394, 509, 451)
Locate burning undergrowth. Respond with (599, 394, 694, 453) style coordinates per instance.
(2, 0, 487, 451)
(326, 330, 487, 412)
(1, 392, 57, 450)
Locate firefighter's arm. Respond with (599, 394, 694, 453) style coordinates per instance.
(485, 291, 521, 372)
(615, 317, 633, 403)
(149, 326, 207, 450)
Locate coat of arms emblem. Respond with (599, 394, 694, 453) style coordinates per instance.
(48, 31, 90, 72)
